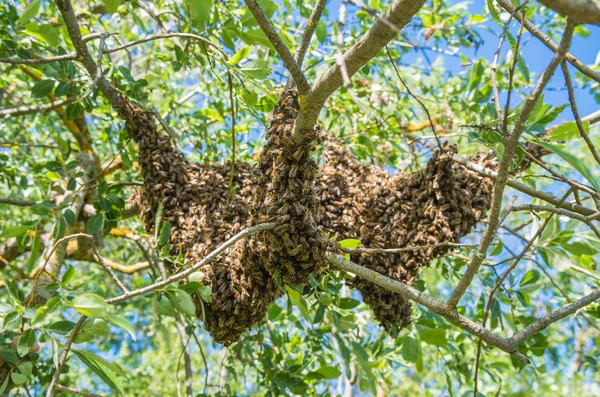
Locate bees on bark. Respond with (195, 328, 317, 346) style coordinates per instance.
(129, 90, 497, 344)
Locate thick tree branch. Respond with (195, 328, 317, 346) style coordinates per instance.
(538, 0, 600, 26)
(448, 19, 575, 308)
(295, 0, 327, 68)
(582, 109, 600, 124)
(496, 0, 600, 83)
(54, 0, 121, 108)
(510, 286, 600, 344)
(325, 252, 530, 364)
(243, 0, 310, 94)
(293, 0, 426, 138)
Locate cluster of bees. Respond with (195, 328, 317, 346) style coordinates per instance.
(319, 140, 497, 332)
(120, 92, 498, 344)
(249, 90, 328, 286)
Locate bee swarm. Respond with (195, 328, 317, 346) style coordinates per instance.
(121, 91, 497, 344)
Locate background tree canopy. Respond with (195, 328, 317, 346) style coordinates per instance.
(1, 0, 600, 396)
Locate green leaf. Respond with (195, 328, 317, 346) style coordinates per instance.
(10, 372, 27, 386)
(287, 287, 311, 322)
(520, 269, 540, 286)
(17, 329, 36, 357)
(66, 102, 84, 120)
(87, 213, 105, 234)
(536, 141, 600, 191)
(53, 215, 66, 239)
(420, 328, 447, 347)
(316, 20, 327, 43)
(548, 121, 588, 141)
(0, 225, 30, 238)
(402, 336, 419, 362)
(25, 23, 60, 47)
(105, 314, 136, 341)
(188, 271, 205, 283)
(165, 289, 196, 316)
(73, 293, 108, 318)
(61, 264, 76, 284)
(316, 365, 341, 379)
(54, 81, 71, 97)
(188, 0, 213, 29)
(2, 311, 22, 331)
(240, 59, 271, 79)
(228, 46, 252, 66)
(337, 297, 360, 309)
(17, 0, 41, 25)
(73, 318, 110, 344)
(73, 350, 123, 395)
(339, 239, 361, 249)
(197, 285, 213, 303)
(27, 230, 41, 272)
(103, 0, 121, 13)
(47, 320, 76, 335)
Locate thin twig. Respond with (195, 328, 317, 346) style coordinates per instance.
(46, 316, 87, 397)
(385, 46, 442, 149)
(106, 33, 225, 58)
(0, 198, 52, 206)
(340, 241, 477, 254)
(0, 54, 77, 65)
(451, 154, 596, 216)
(55, 385, 104, 397)
(561, 61, 600, 166)
(0, 97, 77, 119)
(190, 327, 210, 394)
(174, 313, 194, 397)
(502, 12, 525, 137)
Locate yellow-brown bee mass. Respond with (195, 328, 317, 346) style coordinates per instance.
(120, 90, 497, 344)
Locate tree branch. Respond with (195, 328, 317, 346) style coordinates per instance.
(510, 286, 600, 344)
(325, 252, 531, 365)
(341, 242, 477, 254)
(448, 19, 575, 308)
(54, 0, 121, 108)
(561, 61, 600, 167)
(105, 222, 278, 304)
(496, 0, 600, 83)
(538, 0, 600, 26)
(0, 97, 76, 119)
(55, 385, 104, 397)
(46, 316, 87, 397)
(243, 0, 310, 94)
(293, 0, 426, 138)
(451, 154, 597, 217)
(0, 53, 77, 65)
(295, 0, 327, 68)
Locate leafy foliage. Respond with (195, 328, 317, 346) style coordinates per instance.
(1, 0, 599, 396)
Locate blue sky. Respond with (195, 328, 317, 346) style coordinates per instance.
(324, 0, 600, 122)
